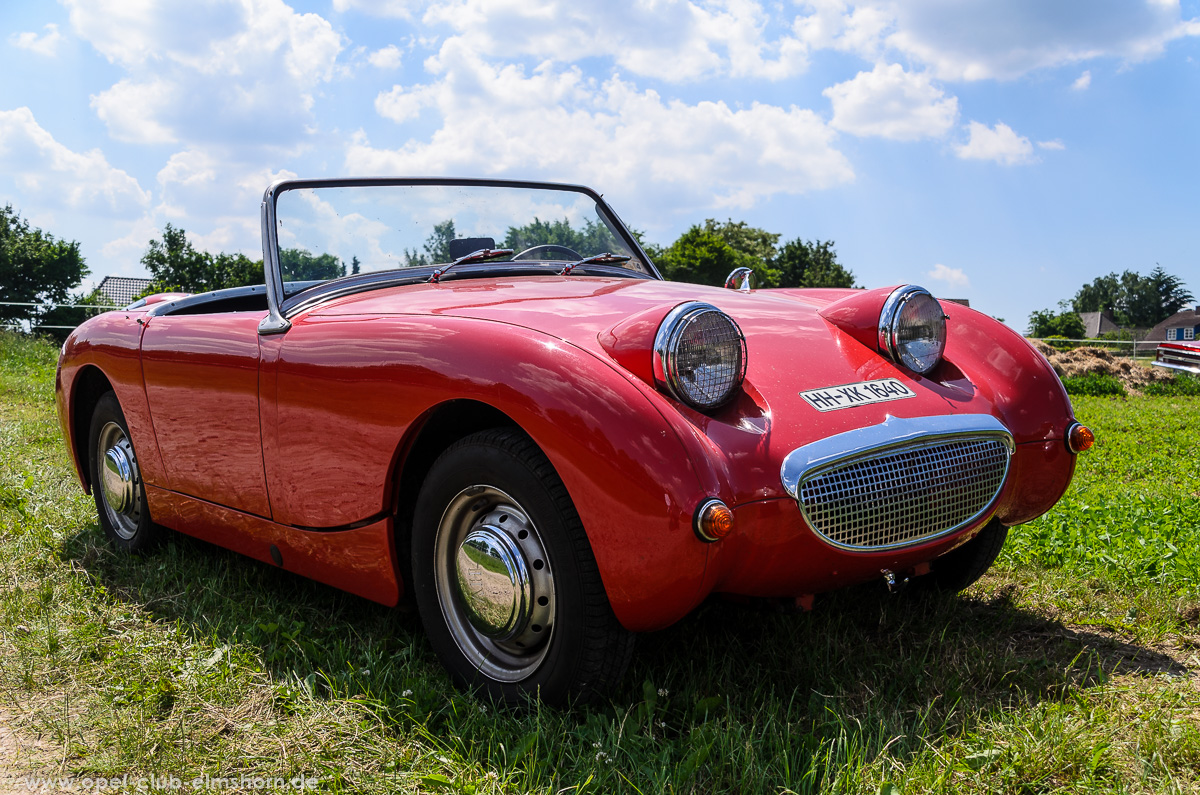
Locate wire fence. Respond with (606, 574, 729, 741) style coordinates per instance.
(0, 300, 124, 332)
(1026, 337, 1162, 356)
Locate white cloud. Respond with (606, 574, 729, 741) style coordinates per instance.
(90, 79, 178, 144)
(333, 0, 420, 17)
(824, 62, 957, 140)
(796, 0, 1200, 81)
(9, 24, 63, 57)
(368, 44, 403, 69)
(1037, 139, 1065, 150)
(356, 46, 853, 215)
(1072, 70, 1092, 90)
(927, 263, 969, 288)
(420, 0, 809, 82)
(0, 107, 149, 216)
(66, 0, 344, 147)
(955, 121, 1036, 166)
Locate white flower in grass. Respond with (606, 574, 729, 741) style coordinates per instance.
(402, 689, 413, 697)
(657, 688, 669, 697)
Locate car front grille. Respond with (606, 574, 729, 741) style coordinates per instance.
(796, 436, 1011, 551)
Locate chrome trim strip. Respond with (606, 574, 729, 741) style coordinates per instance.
(781, 414, 1013, 501)
(259, 184, 290, 334)
(1152, 360, 1200, 374)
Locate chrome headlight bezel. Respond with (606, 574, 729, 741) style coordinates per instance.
(878, 285, 946, 375)
(653, 302, 748, 411)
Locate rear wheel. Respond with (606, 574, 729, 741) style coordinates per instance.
(410, 428, 633, 705)
(88, 392, 161, 552)
(923, 518, 1008, 592)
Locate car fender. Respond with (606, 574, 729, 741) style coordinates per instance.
(267, 312, 714, 631)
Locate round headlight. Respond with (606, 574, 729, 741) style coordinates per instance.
(878, 286, 946, 375)
(653, 302, 747, 410)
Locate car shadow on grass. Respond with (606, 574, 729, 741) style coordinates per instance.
(60, 523, 1190, 787)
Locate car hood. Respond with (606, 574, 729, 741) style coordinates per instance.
(308, 274, 1069, 507)
(308, 274, 956, 411)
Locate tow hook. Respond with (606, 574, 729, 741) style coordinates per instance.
(882, 569, 910, 594)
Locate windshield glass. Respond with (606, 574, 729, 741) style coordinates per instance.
(272, 182, 649, 284)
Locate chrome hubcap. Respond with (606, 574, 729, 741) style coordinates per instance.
(96, 421, 141, 540)
(101, 443, 135, 514)
(456, 528, 531, 639)
(435, 486, 556, 682)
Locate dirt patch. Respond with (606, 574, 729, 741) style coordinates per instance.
(1031, 341, 1173, 394)
(0, 710, 64, 795)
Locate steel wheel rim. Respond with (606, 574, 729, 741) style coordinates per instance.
(96, 421, 142, 540)
(433, 485, 556, 683)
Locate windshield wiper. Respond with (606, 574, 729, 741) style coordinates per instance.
(428, 248, 515, 284)
(560, 252, 632, 276)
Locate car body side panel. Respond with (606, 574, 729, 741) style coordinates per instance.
(268, 313, 712, 632)
(140, 312, 272, 518)
(145, 485, 399, 605)
(55, 310, 166, 491)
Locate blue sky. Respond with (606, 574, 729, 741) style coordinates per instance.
(1, 0, 1197, 330)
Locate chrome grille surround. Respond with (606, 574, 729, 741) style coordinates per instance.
(780, 414, 1013, 552)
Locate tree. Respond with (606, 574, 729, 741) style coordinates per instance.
(503, 217, 621, 256)
(1127, 266, 1193, 326)
(1028, 302, 1085, 338)
(658, 220, 783, 287)
(279, 248, 344, 281)
(0, 205, 89, 326)
(405, 220, 457, 267)
(772, 239, 856, 288)
(1071, 272, 1123, 316)
(142, 223, 263, 293)
(702, 219, 779, 266)
(1071, 267, 1192, 327)
(656, 226, 752, 286)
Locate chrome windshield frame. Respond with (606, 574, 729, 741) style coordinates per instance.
(258, 176, 662, 335)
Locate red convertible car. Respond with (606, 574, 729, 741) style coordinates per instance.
(56, 178, 1090, 704)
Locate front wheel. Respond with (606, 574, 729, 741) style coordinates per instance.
(410, 428, 633, 705)
(88, 392, 162, 552)
(923, 517, 1009, 593)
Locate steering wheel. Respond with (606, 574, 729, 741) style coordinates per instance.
(512, 244, 583, 261)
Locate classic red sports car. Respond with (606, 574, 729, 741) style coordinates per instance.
(56, 178, 1090, 704)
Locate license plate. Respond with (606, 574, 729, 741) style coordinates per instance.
(800, 378, 917, 412)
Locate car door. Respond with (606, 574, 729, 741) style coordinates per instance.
(140, 311, 272, 518)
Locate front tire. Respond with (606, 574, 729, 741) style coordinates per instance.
(923, 517, 1009, 592)
(411, 428, 633, 705)
(88, 392, 161, 552)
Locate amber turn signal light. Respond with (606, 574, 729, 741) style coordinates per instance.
(1066, 422, 1094, 454)
(695, 498, 734, 542)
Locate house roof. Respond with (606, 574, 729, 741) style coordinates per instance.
(1147, 308, 1200, 341)
(97, 276, 153, 307)
(1078, 310, 1121, 338)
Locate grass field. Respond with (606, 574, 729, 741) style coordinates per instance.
(2, 329, 1199, 794)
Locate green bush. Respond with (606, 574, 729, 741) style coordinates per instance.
(1060, 372, 1126, 397)
(1143, 374, 1200, 397)
(1040, 335, 1077, 351)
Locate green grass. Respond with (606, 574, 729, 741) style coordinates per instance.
(1060, 372, 1126, 397)
(2, 330, 1199, 793)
